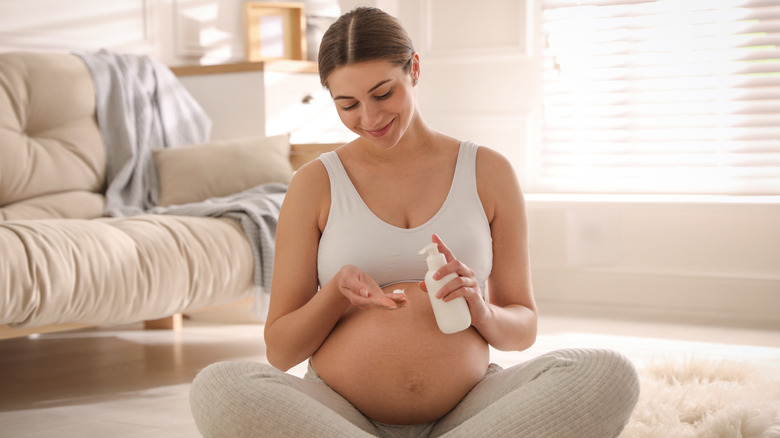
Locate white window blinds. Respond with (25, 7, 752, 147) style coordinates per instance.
(539, 0, 780, 195)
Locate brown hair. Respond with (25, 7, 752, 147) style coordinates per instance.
(318, 7, 415, 88)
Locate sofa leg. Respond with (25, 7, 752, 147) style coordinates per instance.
(144, 314, 183, 330)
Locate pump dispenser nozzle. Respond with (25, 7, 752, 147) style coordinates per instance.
(419, 243, 446, 271)
(418, 243, 438, 257)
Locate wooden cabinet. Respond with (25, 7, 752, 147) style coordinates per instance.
(171, 61, 354, 144)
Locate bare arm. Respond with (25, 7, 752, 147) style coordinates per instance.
(475, 147, 537, 351)
(264, 160, 407, 371)
(263, 161, 342, 371)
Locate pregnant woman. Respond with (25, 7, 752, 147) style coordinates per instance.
(190, 7, 639, 437)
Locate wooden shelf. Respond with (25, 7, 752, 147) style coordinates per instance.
(170, 60, 317, 77)
(290, 143, 342, 170)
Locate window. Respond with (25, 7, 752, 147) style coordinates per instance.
(538, 0, 780, 195)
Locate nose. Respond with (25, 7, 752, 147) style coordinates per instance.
(359, 101, 383, 128)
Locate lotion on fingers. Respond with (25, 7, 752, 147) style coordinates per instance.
(419, 243, 471, 334)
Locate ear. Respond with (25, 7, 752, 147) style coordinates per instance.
(411, 52, 421, 85)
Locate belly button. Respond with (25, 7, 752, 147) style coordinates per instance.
(404, 380, 425, 395)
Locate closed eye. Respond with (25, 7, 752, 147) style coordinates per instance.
(375, 89, 393, 100)
(339, 89, 392, 111)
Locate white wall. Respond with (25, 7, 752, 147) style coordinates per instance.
(526, 196, 779, 327)
(0, 0, 343, 66)
(0, 0, 156, 56)
(1, 0, 777, 327)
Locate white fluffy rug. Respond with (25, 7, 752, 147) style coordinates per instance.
(620, 358, 780, 438)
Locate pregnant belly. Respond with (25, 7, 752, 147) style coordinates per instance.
(311, 282, 490, 425)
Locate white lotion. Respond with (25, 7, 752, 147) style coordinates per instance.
(419, 243, 472, 334)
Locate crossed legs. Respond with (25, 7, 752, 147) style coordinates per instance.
(190, 349, 639, 438)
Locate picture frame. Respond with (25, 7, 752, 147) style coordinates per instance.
(244, 2, 306, 61)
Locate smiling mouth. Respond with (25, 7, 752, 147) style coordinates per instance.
(365, 119, 394, 138)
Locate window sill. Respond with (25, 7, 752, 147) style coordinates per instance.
(523, 193, 780, 206)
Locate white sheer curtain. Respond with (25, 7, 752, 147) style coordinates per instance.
(538, 0, 780, 195)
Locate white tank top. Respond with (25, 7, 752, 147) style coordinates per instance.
(317, 141, 492, 291)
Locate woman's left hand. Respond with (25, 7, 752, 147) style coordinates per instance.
(418, 234, 491, 324)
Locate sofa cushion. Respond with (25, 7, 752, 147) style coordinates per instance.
(0, 52, 106, 218)
(153, 135, 293, 207)
(0, 191, 105, 221)
(0, 215, 254, 327)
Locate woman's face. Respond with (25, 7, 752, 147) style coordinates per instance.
(326, 57, 419, 150)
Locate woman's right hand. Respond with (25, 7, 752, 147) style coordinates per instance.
(337, 265, 408, 310)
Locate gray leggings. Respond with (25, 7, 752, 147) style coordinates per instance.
(190, 349, 639, 438)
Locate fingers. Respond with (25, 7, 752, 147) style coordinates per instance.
(352, 284, 402, 309)
(342, 273, 371, 298)
(429, 234, 482, 303)
(383, 291, 409, 308)
(431, 233, 474, 280)
(432, 233, 455, 263)
(338, 266, 408, 310)
(358, 290, 408, 310)
(435, 274, 478, 301)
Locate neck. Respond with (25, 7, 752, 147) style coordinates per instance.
(361, 112, 436, 162)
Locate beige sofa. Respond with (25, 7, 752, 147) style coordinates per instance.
(0, 51, 302, 336)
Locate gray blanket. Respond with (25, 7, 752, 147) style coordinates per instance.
(77, 49, 212, 216)
(78, 49, 285, 320)
(150, 183, 287, 320)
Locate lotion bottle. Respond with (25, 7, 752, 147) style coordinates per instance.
(419, 243, 472, 334)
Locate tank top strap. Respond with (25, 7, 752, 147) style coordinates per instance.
(461, 140, 479, 183)
(318, 151, 358, 213)
(449, 141, 481, 208)
(318, 151, 342, 189)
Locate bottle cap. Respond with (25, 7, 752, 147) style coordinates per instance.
(418, 243, 439, 258)
(419, 243, 446, 271)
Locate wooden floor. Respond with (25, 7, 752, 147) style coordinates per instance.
(1, 301, 779, 438)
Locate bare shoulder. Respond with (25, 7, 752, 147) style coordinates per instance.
(475, 145, 523, 197)
(281, 155, 331, 230)
(472, 146, 525, 227)
(290, 156, 329, 191)
(475, 146, 515, 180)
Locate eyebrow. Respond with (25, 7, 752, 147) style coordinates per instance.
(333, 79, 392, 100)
